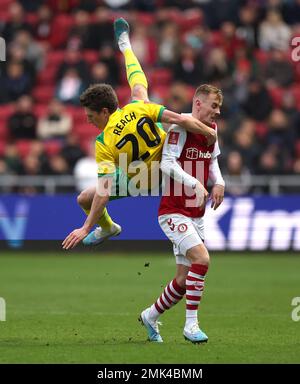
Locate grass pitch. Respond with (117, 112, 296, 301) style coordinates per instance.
(0, 251, 299, 363)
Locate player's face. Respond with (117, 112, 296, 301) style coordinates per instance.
(195, 93, 221, 126)
(85, 108, 109, 129)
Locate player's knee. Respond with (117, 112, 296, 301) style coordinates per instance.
(77, 191, 90, 209)
(186, 245, 210, 266)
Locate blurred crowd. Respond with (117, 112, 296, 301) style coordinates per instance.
(0, 0, 300, 194)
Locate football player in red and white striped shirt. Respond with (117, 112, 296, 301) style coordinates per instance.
(139, 85, 225, 343)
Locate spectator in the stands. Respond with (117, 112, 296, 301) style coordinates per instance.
(243, 78, 273, 121)
(47, 154, 71, 176)
(257, 146, 284, 175)
(6, 41, 36, 83)
(99, 44, 120, 86)
(130, 22, 157, 67)
(88, 7, 114, 50)
(174, 43, 204, 86)
(68, 10, 91, 50)
(0, 62, 33, 104)
(204, 47, 230, 83)
(55, 68, 86, 105)
(61, 134, 85, 170)
(264, 49, 295, 88)
(76, 0, 100, 12)
(37, 99, 72, 142)
(236, 4, 259, 49)
(3, 144, 22, 174)
(157, 22, 180, 67)
(89, 62, 115, 86)
(281, 91, 300, 139)
(224, 151, 251, 196)
(8, 95, 37, 141)
(217, 21, 245, 61)
(265, 109, 294, 172)
(232, 119, 260, 172)
(1, 2, 31, 43)
(284, 0, 300, 25)
(259, 9, 291, 51)
(13, 29, 45, 72)
(19, 0, 45, 12)
(32, 4, 54, 48)
(164, 83, 191, 114)
(47, 0, 79, 13)
(103, 0, 132, 10)
(73, 140, 97, 191)
(56, 47, 89, 83)
(194, 0, 240, 29)
(27, 140, 50, 174)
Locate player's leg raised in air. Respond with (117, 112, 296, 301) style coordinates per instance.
(81, 17, 149, 246)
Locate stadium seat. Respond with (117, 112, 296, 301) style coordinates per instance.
(150, 85, 170, 103)
(73, 123, 99, 141)
(116, 86, 131, 106)
(33, 104, 48, 118)
(26, 12, 38, 25)
(50, 14, 75, 48)
(0, 104, 15, 121)
(82, 50, 99, 65)
(0, 124, 8, 141)
(46, 51, 66, 67)
(0, 10, 9, 22)
(32, 86, 55, 104)
(36, 69, 56, 86)
(68, 108, 87, 125)
(149, 68, 172, 87)
(180, 9, 204, 32)
(44, 141, 62, 157)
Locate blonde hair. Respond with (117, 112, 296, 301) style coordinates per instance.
(194, 84, 223, 103)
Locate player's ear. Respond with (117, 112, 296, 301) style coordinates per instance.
(101, 107, 110, 117)
(195, 98, 201, 108)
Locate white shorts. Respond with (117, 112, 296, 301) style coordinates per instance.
(158, 213, 204, 267)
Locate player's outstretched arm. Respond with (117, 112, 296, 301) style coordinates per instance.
(114, 18, 149, 102)
(161, 109, 217, 146)
(62, 177, 112, 250)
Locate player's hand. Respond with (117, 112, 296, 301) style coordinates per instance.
(204, 127, 217, 146)
(194, 181, 209, 209)
(62, 227, 89, 250)
(210, 184, 225, 210)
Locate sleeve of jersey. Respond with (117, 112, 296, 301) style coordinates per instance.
(95, 141, 117, 177)
(144, 103, 166, 122)
(161, 126, 198, 188)
(209, 157, 225, 186)
(212, 125, 221, 158)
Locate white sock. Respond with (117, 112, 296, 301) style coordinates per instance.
(148, 304, 160, 322)
(118, 31, 131, 52)
(185, 316, 198, 329)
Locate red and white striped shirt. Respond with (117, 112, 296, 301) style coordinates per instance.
(159, 119, 222, 218)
